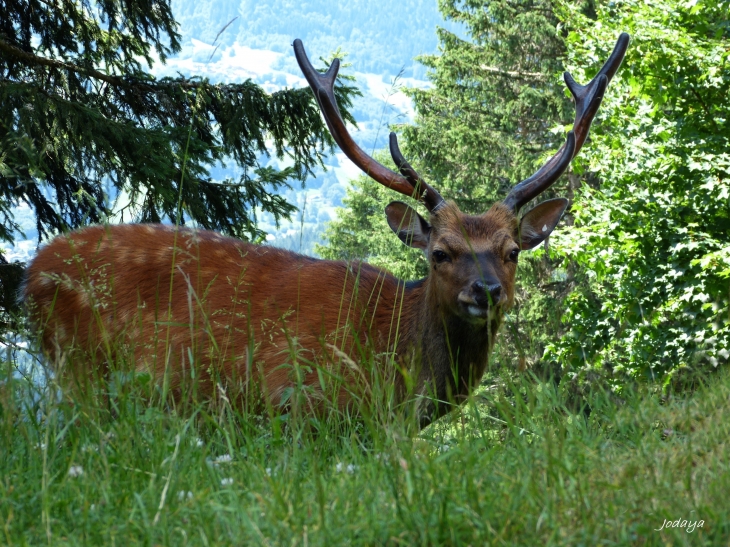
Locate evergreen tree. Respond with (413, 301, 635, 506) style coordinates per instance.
(0, 0, 356, 322)
(320, 0, 576, 370)
(0, 0, 357, 245)
(402, 0, 572, 209)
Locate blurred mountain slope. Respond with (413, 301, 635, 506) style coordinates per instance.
(171, 0, 449, 78)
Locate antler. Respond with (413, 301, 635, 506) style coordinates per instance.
(503, 33, 630, 212)
(293, 39, 445, 212)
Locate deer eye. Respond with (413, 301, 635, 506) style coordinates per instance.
(432, 250, 450, 263)
(508, 249, 520, 263)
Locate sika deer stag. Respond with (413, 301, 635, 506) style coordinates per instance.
(24, 34, 628, 426)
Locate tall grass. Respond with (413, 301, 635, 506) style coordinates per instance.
(2, 332, 728, 545)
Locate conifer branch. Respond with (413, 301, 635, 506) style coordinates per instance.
(0, 37, 197, 90)
(478, 65, 547, 79)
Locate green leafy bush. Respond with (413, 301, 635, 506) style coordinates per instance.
(547, 0, 730, 388)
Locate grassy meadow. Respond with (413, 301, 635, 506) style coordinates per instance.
(1, 347, 728, 546)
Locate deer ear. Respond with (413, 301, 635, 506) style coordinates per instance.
(518, 198, 569, 250)
(385, 201, 431, 249)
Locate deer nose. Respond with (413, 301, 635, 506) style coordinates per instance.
(472, 280, 502, 305)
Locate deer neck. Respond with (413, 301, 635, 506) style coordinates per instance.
(393, 278, 502, 420)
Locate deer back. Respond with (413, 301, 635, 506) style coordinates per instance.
(24, 223, 413, 407)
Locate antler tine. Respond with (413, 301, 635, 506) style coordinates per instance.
(293, 39, 445, 212)
(389, 132, 445, 212)
(503, 33, 630, 212)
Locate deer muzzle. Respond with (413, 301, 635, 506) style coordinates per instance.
(457, 279, 503, 320)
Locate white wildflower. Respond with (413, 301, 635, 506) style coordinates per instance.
(335, 462, 357, 474)
(265, 467, 272, 476)
(177, 490, 193, 501)
(67, 465, 84, 477)
(220, 478, 234, 487)
(213, 454, 233, 465)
